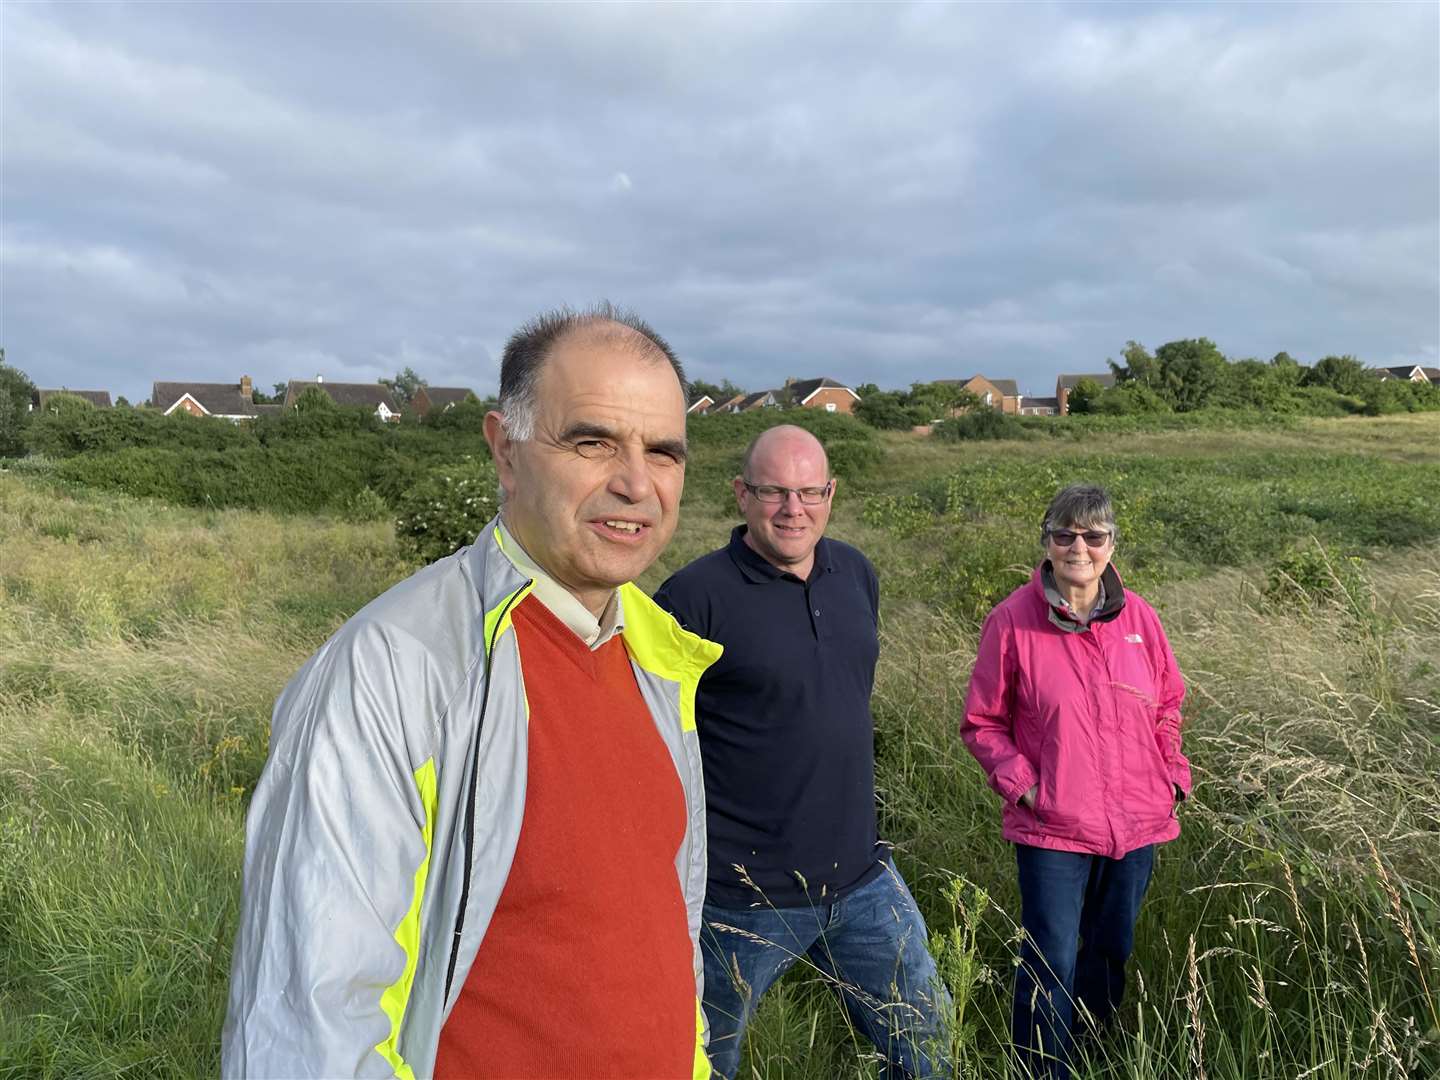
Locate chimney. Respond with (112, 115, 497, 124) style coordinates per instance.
(240, 374, 253, 400)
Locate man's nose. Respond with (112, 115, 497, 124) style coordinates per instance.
(607, 447, 655, 503)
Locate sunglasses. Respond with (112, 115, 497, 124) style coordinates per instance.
(1047, 529, 1111, 549)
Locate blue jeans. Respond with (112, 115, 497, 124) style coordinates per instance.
(1012, 844, 1155, 1080)
(700, 860, 952, 1079)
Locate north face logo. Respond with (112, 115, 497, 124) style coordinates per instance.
(1125, 633, 1144, 644)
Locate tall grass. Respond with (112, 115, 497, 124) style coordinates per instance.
(1, 417, 1437, 1078)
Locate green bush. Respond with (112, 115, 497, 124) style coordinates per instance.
(393, 457, 501, 565)
(1264, 541, 1371, 613)
(931, 410, 1031, 442)
(0, 360, 35, 457)
(341, 487, 390, 523)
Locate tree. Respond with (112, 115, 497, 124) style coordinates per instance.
(1270, 352, 1303, 387)
(690, 378, 743, 403)
(380, 366, 427, 406)
(0, 352, 36, 457)
(1155, 338, 1228, 411)
(272, 381, 288, 400)
(1109, 341, 1160, 389)
(1065, 377, 1107, 415)
(1303, 355, 1368, 397)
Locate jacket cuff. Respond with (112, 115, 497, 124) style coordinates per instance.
(1002, 759, 1040, 806)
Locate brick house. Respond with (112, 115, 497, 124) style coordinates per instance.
(939, 375, 1022, 413)
(31, 388, 113, 411)
(783, 377, 861, 413)
(686, 393, 715, 415)
(411, 386, 479, 418)
(151, 376, 258, 420)
(1055, 372, 1116, 415)
(283, 378, 401, 422)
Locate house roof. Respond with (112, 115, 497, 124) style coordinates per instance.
(422, 387, 478, 407)
(284, 381, 400, 411)
(686, 393, 714, 413)
(1057, 372, 1116, 390)
(1424, 368, 1440, 382)
(787, 377, 860, 404)
(1023, 396, 1060, 409)
(945, 375, 1020, 397)
(252, 403, 284, 416)
(735, 390, 777, 411)
(151, 382, 253, 416)
(715, 393, 747, 411)
(34, 388, 113, 409)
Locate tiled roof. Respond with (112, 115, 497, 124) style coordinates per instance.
(1057, 372, 1116, 390)
(284, 381, 400, 411)
(35, 388, 112, 409)
(151, 382, 253, 416)
(787, 376, 858, 403)
(423, 387, 478, 407)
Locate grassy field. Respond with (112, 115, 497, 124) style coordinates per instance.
(1, 414, 1437, 1078)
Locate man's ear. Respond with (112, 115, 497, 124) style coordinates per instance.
(731, 475, 747, 514)
(828, 476, 839, 502)
(484, 411, 518, 498)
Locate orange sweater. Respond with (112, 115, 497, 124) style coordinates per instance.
(435, 596, 695, 1078)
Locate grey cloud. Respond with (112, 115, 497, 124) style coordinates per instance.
(1, 1, 1435, 405)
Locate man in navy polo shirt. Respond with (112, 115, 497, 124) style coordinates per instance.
(654, 424, 951, 1079)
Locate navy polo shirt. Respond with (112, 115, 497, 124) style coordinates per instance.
(654, 526, 886, 909)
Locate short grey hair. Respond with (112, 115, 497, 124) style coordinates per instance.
(1040, 483, 1118, 546)
(498, 301, 685, 441)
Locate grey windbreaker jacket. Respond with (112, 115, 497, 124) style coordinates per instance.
(221, 520, 723, 1078)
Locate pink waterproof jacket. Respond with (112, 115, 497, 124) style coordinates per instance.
(961, 563, 1190, 859)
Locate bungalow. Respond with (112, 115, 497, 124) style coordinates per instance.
(31, 388, 113, 411)
(730, 390, 781, 413)
(1372, 365, 1434, 384)
(1055, 372, 1116, 415)
(283, 378, 401, 422)
(411, 386, 479, 418)
(783, 376, 861, 413)
(151, 376, 257, 420)
(686, 393, 715, 415)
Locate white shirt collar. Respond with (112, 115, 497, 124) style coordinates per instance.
(495, 518, 624, 650)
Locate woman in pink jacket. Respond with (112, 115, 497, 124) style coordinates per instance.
(961, 484, 1191, 1080)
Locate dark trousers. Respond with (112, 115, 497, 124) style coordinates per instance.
(1012, 843, 1155, 1080)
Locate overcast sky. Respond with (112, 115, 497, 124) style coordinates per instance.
(3, 1, 1436, 405)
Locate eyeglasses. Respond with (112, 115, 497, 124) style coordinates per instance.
(1047, 528, 1111, 549)
(741, 480, 833, 505)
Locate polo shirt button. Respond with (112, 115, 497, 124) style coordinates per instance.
(814, 609, 821, 617)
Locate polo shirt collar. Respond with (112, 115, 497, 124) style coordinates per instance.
(495, 518, 624, 649)
(726, 524, 834, 584)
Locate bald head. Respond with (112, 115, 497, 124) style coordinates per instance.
(741, 425, 830, 482)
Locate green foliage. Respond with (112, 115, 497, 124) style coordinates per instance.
(0, 359, 36, 457)
(1360, 377, 1440, 416)
(341, 486, 390, 523)
(1263, 541, 1371, 613)
(424, 396, 490, 432)
(379, 366, 426, 406)
(855, 390, 922, 430)
(1155, 337, 1229, 411)
(854, 382, 981, 430)
(393, 457, 500, 565)
(931, 409, 1030, 442)
(1304, 355, 1369, 397)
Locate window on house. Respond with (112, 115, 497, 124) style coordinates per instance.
(825, 402, 837, 412)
